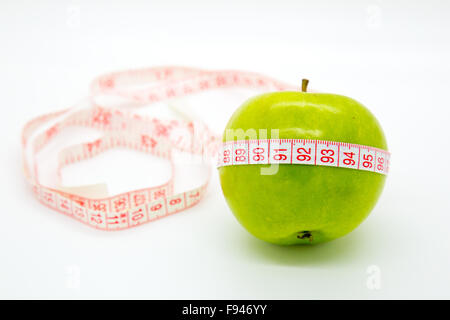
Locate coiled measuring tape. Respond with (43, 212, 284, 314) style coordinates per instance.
(21, 66, 295, 230)
(22, 66, 389, 231)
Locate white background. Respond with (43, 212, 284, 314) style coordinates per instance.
(1, 0, 450, 299)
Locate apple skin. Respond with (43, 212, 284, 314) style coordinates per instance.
(219, 91, 388, 245)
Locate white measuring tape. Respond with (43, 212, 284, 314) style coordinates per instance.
(218, 139, 390, 175)
(22, 66, 388, 231)
(21, 66, 295, 230)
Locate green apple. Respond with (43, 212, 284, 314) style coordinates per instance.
(219, 81, 388, 245)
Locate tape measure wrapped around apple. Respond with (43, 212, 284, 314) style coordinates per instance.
(218, 79, 389, 245)
(22, 67, 389, 245)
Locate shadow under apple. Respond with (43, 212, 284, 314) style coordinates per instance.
(229, 224, 375, 267)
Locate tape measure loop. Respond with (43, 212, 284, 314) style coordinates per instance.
(25, 66, 382, 231)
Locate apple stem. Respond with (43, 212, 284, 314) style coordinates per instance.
(301, 79, 309, 92)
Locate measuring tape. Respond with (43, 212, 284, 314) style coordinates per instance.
(22, 66, 389, 231)
(21, 66, 295, 230)
(218, 139, 390, 175)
